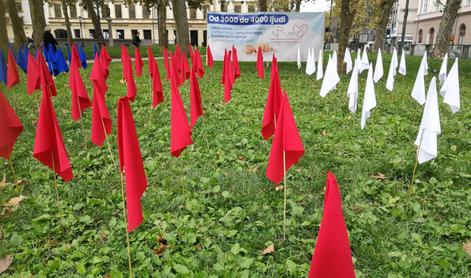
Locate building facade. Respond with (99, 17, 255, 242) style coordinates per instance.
(389, 0, 420, 41)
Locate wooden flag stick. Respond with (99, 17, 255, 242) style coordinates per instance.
(283, 150, 287, 240)
(50, 153, 60, 204)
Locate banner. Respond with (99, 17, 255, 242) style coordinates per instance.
(207, 12, 324, 62)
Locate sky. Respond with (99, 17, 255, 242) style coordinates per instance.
(299, 0, 332, 12)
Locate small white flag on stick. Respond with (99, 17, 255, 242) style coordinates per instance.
(316, 48, 324, 80)
(305, 48, 313, 75)
(373, 48, 384, 83)
(412, 53, 426, 105)
(415, 77, 441, 164)
(360, 46, 369, 72)
(361, 63, 377, 129)
(386, 57, 395, 91)
(347, 60, 359, 113)
(438, 53, 448, 86)
(344, 47, 353, 74)
(440, 58, 460, 113)
(297, 46, 302, 69)
(399, 50, 406, 76)
(391, 47, 398, 75)
(421, 51, 428, 76)
(320, 55, 340, 97)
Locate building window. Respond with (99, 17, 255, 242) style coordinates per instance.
(429, 27, 435, 44)
(74, 29, 80, 38)
(131, 29, 139, 39)
(69, 5, 77, 18)
(143, 7, 150, 19)
(102, 5, 110, 18)
(421, 0, 428, 13)
(143, 29, 152, 40)
(115, 4, 122, 18)
(418, 29, 423, 43)
(16, 2, 22, 12)
(54, 4, 62, 18)
(235, 4, 241, 12)
(116, 29, 125, 39)
(129, 5, 136, 19)
(89, 29, 96, 39)
(459, 24, 466, 44)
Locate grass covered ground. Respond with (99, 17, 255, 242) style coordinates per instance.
(0, 52, 470, 277)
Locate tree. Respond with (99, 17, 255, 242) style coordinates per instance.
(337, 0, 357, 73)
(61, 0, 74, 47)
(156, 0, 168, 48)
(81, 0, 105, 45)
(29, 0, 46, 48)
(6, 0, 27, 47)
(0, 0, 9, 50)
(171, 0, 190, 53)
(373, 0, 395, 50)
(258, 0, 268, 11)
(432, 0, 461, 58)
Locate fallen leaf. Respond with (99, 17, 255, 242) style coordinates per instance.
(153, 236, 168, 256)
(261, 244, 275, 255)
(321, 130, 327, 136)
(0, 255, 13, 274)
(275, 186, 284, 191)
(4, 195, 25, 207)
(464, 240, 471, 258)
(0, 175, 6, 189)
(372, 173, 386, 180)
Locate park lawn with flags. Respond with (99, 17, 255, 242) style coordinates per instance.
(0, 52, 470, 277)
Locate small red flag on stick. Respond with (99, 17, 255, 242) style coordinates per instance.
(134, 46, 143, 77)
(261, 54, 282, 140)
(189, 66, 203, 128)
(69, 48, 91, 121)
(0, 91, 23, 159)
(256, 46, 264, 80)
(207, 45, 214, 68)
(7, 49, 20, 89)
(26, 52, 40, 95)
(90, 54, 112, 146)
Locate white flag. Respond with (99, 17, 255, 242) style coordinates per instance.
(415, 77, 441, 164)
(441, 58, 460, 113)
(391, 47, 398, 76)
(399, 50, 406, 76)
(373, 48, 384, 83)
(297, 46, 302, 70)
(344, 47, 353, 74)
(361, 63, 377, 129)
(421, 51, 428, 76)
(316, 48, 324, 80)
(386, 57, 395, 91)
(320, 55, 340, 97)
(305, 48, 314, 75)
(412, 54, 426, 105)
(347, 60, 359, 113)
(360, 46, 369, 72)
(438, 53, 448, 86)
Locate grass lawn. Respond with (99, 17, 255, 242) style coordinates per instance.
(0, 52, 470, 277)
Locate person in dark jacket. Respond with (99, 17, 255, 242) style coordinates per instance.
(43, 30, 58, 52)
(132, 31, 142, 47)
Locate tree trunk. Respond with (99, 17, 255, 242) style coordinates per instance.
(157, 0, 168, 48)
(295, 0, 302, 12)
(171, 0, 189, 54)
(6, 0, 27, 47)
(29, 0, 46, 49)
(258, 0, 268, 11)
(82, 0, 104, 45)
(61, 0, 74, 47)
(373, 0, 395, 51)
(432, 0, 461, 58)
(0, 0, 9, 51)
(337, 0, 356, 73)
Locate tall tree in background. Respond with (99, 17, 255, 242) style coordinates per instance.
(0, 0, 9, 50)
(171, 0, 189, 54)
(82, 0, 105, 45)
(259, 0, 268, 11)
(29, 0, 46, 48)
(373, 0, 395, 50)
(337, 0, 357, 73)
(432, 0, 461, 58)
(6, 0, 27, 47)
(157, 0, 168, 48)
(61, 0, 74, 47)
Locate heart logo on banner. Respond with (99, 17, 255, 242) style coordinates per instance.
(293, 24, 309, 38)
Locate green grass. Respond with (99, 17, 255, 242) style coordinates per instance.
(0, 53, 470, 277)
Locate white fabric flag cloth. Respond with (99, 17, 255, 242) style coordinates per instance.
(386, 56, 395, 91)
(361, 63, 377, 129)
(440, 58, 460, 113)
(420, 51, 428, 75)
(316, 48, 324, 80)
(347, 60, 359, 113)
(438, 53, 448, 86)
(373, 48, 384, 83)
(344, 47, 353, 74)
(391, 47, 398, 76)
(320, 55, 340, 97)
(399, 50, 406, 76)
(305, 48, 315, 75)
(297, 46, 302, 69)
(412, 54, 426, 105)
(415, 77, 441, 164)
(310, 48, 316, 74)
(360, 46, 369, 73)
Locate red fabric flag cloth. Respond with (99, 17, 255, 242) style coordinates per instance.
(71, 44, 82, 69)
(266, 92, 304, 184)
(223, 51, 233, 103)
(207, 45, 214, 68)
(0, 91, 23, 159)
(261, 56, 282, 140)
(256, 46, 264, 80)
(221, 49, 227, 85)
(69, 57, 91, 121)
(100, 46, 112, 69)
(232, 45, 240, 78)
(134, 46, 143, 77)
(308, 171, 356, 278)
(169, 57, 193, 157)
(7, 49, 20, 88)
(147, 46, 155, 76)
(195, 48, 205, 78)
(163, 48, 170, 80)
(148, 50, 164, 109)
(33, 88, 73, 182)
(182, 51, 190, 81)
(188, 45, 194, 60)
(125, 56, 137, 101)
(116, 96, 148, 233)
(90, 54, 112, 146)
(27, 52, 40, 95)
(37, 52, 57, 97)
(189, 66, 203, 128)
(121, 45, 130, 80)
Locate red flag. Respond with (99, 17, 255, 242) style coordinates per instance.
(116, 96, 148, 232)
(0, 91, 23, 159)
(100, 46, 112, 69)
(26, 52, 40, 95)
(121, 45, 130, 80)
(189, 67, 203, 128)
(90, 54, 112, 146)
(134, 46, 143, 77)
(163, 48, 170, 80)
(147, 46, 155, 76)
(195, 48, 205, 78)
(125, 56, 137, 101)
(182, 51, 190, 81)
(266, 92, 304, 184)
(221, 49, 227, 85)
(207, 45, 214, 68)
(188, 44, 194, 60)
(37, 52, 57, 97)
(223, 51, 233, 103)
(232, 46, 240, 78)
(7, 49, 20, 88)
(261, 55, 282, 140)
(308, 172, 355, 278)
(69, 56, 91, 121)
(33, 88, 73, 182)
(148, 48, 163, 109)
(71, 44, 82, 69)
(170, 57, 193, 157)
(256, 46, 264, 80)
